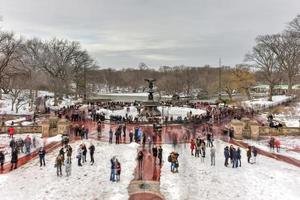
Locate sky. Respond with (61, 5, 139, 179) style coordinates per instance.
(0, 0, 300, 68)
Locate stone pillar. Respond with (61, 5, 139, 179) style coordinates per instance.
(57, 118, 70, 135)
(249, 120, 260, 140)
(42, 121, 50, 137)
(230, 119, 245, 140)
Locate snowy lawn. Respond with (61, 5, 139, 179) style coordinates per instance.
(244, 136, 300, 161)
(243, 95, 294, 111)
(0, 134, 63, 164)
(160, 140, 300, 200)
(94, 105, 206, 119)
(0, 140, 138, 200)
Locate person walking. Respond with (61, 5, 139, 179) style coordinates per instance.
(59, 147, 65, 164)
(39, 147, 46, 167)
(224, 146, 230, 167)
(109, 128, 113, 144)
(275, 139, 281, 153)
(210, 146, 216, 166)
(123, 125, 126, 143)
(247, 146, 252, 164)
(190, 139, 195, 156)
(269, 137, 275, 152)
(66, 145, 72, 164)
(89, 143, 95, 165)
(237, 147, 242, 167)
(10, 148, 18, 170)
(55, 154, 63, 176)
(129, 130, 133, 143)
(137, 150, 144, 179)
(232, 147, 238, 168)
(201, 142, 206, 163)
(24, 135, 32, 154)
(65, 159, 72, 176)
(158, 146, 163, 165)
(252, 146, 258, 163)
(110, 156, 116, 182)
(82, 144, 87, 163)
(8, 126, 15, 138)
(152, 145, 158, 164)
(0, 150, 5, 171)
(116, 159, 121, 182)
(77, 145, 83, 166)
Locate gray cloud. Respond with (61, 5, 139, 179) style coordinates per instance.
(0, 0, 300, 68)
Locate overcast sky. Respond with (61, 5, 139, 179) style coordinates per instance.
(0, 0, 300, 68)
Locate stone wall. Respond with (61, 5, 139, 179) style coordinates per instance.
(259, 126, 300, 136)
(0, 125, 42, 134)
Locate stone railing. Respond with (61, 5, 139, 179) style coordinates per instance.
(0, 125, 42, 134)
(259, 126, 300, 136)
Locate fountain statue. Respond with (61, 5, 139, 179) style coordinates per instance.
(140, 78, 161, 121)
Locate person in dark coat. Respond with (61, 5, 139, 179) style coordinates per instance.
(10, 148, 18, 170)
(152, 145, 158, 164)
(237, 147, 242, 167)
(129, 130, 133, 143)
(158, 146, 163, 165)
(89, 143, 95, 165)
(224, 146, 230, 167)
(39, 147, 46, 167)
(247, 146, 252, 163)
(59, 147, 65, 164)
(137, 150, 144, 179)
(0, 150, 5, 171)
(109, 128, 113, 144)
(9, 138, 17, 152)
(252, 146, 258, 163)
(82, 144, 87, 163)
(122, 125, 126, 142)
(232, 147, 238, 168)
(229, 145, 234, 164)
(110, 156, 116, 182)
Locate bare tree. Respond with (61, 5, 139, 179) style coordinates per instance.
(246, 36, 281, 101)
(0, 31, 22, 99)
(258, 34, 300, 94)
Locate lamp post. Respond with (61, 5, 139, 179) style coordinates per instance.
(218, 58, 222, 101)
(83, 65, 87, 101)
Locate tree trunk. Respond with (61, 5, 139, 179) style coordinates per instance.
(245, 88, 251, 100)
(268, 85, 274, 101)
(227, 92, 232, 101)
(11, 99, 16, 111)
(288, 76, 293, 95)
(30, 90, 34, 109)
(0, 89, 2, 100)
(54, 92, 58, 106)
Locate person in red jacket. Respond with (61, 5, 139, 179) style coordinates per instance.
(190, 139, 195, 156)
(275, 138, 281, 153)
(8, 127, 15, 138)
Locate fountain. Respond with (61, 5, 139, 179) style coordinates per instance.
(139, 79, 161, 121)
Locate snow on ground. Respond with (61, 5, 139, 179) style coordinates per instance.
(0, 134, 62, 164)
(259, 102, 300, 128)
(157, 106, 206, 118)
(5, 117, 27, 126)
(0, 94, 33, 115)
(244, 136, 300, 161)
(0, 140, 138, 200)
(160, 140, 300, 200)
(95, 105, 206, 119)
(46, 97, 82, 111)
(243, 95, 294, 111)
